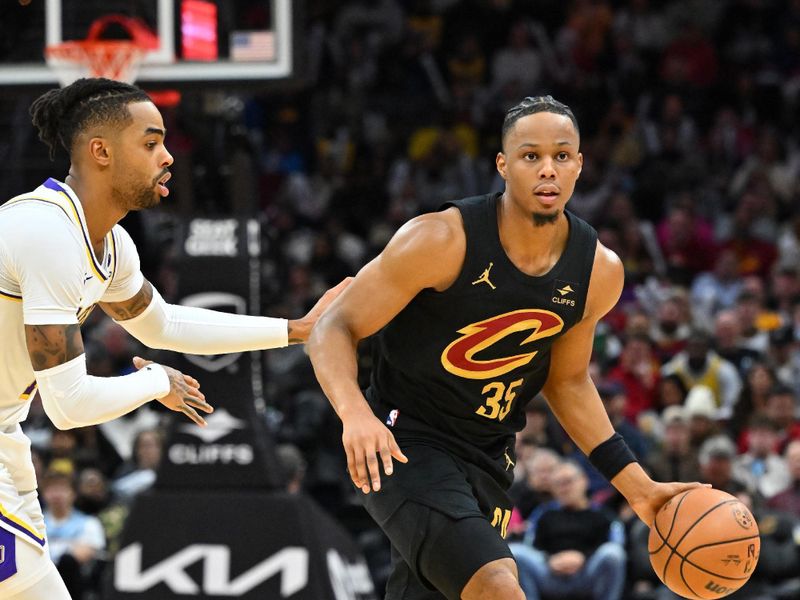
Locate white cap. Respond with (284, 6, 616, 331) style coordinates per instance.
(699, 435, 736, 464)
(662, 405, 688, 426)
(685, 385, 716, 419)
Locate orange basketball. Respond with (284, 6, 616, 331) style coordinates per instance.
(648, 488, 760, 599)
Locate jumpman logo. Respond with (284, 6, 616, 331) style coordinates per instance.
(472, 262, 496, 290)
(504, 448, 515, 471)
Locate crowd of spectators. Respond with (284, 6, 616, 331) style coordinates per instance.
(5, 0, 800, 598)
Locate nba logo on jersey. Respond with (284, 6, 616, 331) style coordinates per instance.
(386, 409, 400, 427)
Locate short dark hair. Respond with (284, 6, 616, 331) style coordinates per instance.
(42, 469, 76, 491)
(748, 413, 779, 432)
(502, 95, 579, 146)
(29, 77, 151, 160)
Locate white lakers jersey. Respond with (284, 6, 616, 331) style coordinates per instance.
(0, 178, 144, 429)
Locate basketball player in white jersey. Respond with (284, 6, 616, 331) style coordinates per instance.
(0, 78, 348, 599)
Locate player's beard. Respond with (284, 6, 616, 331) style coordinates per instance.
(532, 209, 561, 226)
(112, 179, 160, 211)
(131, 183, 161, 210)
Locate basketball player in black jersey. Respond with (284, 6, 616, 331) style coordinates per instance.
(308, 96, 703, 600)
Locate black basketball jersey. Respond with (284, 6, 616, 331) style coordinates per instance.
(367, 193, 598, 486)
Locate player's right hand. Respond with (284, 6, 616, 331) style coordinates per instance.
(341, 405, 408, 494)
(629, 480, 709, 526)
(133, 356, 213, 427)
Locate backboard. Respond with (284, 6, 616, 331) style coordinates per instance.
(0, 0, 296, 86)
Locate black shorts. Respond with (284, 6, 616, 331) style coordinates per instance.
(362, 444, 514, 600)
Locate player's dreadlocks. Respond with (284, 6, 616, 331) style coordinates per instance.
(502, 95, 579, 147)
(29, 77, 151, 160)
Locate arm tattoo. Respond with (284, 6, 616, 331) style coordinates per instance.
(25, 323, 84, 370)
(100, 280, 154, 321)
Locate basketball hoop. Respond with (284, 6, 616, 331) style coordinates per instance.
(45, 15, 160, 87)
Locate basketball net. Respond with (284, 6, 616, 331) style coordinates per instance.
(45, 15, 159, 86)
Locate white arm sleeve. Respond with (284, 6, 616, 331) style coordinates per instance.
(35, 354, 170, 430)
(115, 286, 288, 353)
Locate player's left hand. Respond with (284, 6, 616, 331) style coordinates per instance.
(629, 480, 710, 527)
(133, 356, 213, 427)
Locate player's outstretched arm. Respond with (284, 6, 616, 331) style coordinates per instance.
(308, 210, 465, 494)
(10, 213, 211, 430)
(541, 242, 704, 526)
(99, 277, 350, 350)
(25, 323, 212, 429)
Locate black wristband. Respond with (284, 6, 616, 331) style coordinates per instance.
(588, 432, 637, 482)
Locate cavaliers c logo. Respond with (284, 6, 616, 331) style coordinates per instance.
(441, 309, 564, 379)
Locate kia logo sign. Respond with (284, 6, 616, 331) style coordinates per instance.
(115, 544, 308, 596)
(179, 293, 247, 372)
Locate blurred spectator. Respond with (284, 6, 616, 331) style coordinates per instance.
(646, 406, 701, 484)
(735, 290, 772, 354)
(333, 0, 404, 52)
(516, 395, 566, 454)
(777, 213, 800, 267)
(446, 32, 485, 93)
(111, 429, 163, 503)
(656, 205, 717, 284)
(697, 435, 748, 495)
(612, 0, 672, 55)
(654, 372, 688, 414)
(649, 295, 691, 362)
(659, 20, 718, 89)
(598, 381, 648, 459)
(690, 251, 744, 323)
(764, 385, 800, 453)
(766, 440, 800, 518)
(510, 461, 626, 600)
(731, 362, 779, 441)
(729, 129, 800, 210)
(719, 192, 779, 279)
(48, 428, 80, 476)
(706, 106, 755, 173)
(770, 265, 800, 321)
(713, 308, 762, 377)
(768, 327, 800, 395)
(685, 385, 719, 450)
(42, 470, 106, 599)
(276, 443, 307, 494)
(733, 414, 791, 498)
(490, 22, 543, 94)
(641, 94, 699, 160)
(75, 467, 110, 517)
(607, 333, 661, 421)
(508, 447, 561, 521)
(662, 330, 742, 419)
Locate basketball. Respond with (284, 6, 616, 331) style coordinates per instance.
(648, 488, 760, 599)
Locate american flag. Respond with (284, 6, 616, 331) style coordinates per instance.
(230, 31, 275, 62)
